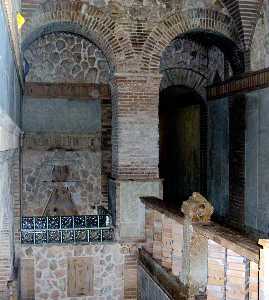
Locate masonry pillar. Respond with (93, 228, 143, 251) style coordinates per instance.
(180, 193, 214, 299)
(108, 73, 163, 240)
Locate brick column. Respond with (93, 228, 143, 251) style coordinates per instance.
(111, 72, 161, 179)
(109, 73, 163, 240)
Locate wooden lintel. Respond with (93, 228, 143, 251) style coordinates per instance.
(24, 82, 111, 100)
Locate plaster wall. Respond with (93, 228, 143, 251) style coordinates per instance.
(207, 98, 229, 221)
(23, 97, 101, 134)
(245, 87, 269, 236)
(109, 179, 163, 240)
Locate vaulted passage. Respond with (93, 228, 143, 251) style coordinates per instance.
(159, 86, 205, 206)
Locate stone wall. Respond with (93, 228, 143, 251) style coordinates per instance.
(22, 31, 113, 211)
(22, 96, 103, 215)
(22, 149, 101, 216)
(160, 38, 227, 97)
(19, 242, 138, 300)
(207, 98, 229, 222)
(24, 32, 110, 83)
(251, 1, 269, 71)
(245, 87, 269, 236)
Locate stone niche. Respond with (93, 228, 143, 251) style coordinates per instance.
(22, 96, 104, 216)
(43, 165, 79, 216)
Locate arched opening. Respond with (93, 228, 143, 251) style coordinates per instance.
(159, 85, 206, 206)
(21, 30, 113, 224)
(159, 30, 237, 207)
(181, 30, 245, 75)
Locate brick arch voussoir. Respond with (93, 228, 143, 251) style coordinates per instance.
(22, 0, 135, 72)
(141, 8, 240, 72)
(160, 68, 207, 100)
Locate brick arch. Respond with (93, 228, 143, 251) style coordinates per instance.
(141, 8, 241, 72)
(21, 0, 135, 72)
(160, 68, 207, 100)
(159, 68, 209, 197)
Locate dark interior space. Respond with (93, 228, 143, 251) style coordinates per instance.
(159, 85, 205, 207)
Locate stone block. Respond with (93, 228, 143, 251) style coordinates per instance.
(20, 259, 35, 300)
(67, 257, 94, 297)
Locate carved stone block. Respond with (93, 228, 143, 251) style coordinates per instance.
(67, 257, 94, 297)
(20, 259, 35, 300)
(181, 192, 214, 223)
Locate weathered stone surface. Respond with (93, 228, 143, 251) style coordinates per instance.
(20, 259, 35, 300)
(19, 243, 136, 300)
(25, 32, 110, 84)
(22, 150, 102, 216)
(181, 193, 214, 223)
(23, 97, 101, 134)
(110, 179, 163, 240)
(160, 38, 226, 98)
(67, 257, 94, 297)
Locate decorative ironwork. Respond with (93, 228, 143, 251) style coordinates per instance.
(21, 215, 114, 245)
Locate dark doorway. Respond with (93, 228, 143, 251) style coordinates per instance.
(159, 85, 206, 207)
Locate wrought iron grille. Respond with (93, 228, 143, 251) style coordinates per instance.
(21, 215, 114, 244)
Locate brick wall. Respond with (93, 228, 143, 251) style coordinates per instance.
(111, 74, 160, 179)
(101, 98, 112, 206)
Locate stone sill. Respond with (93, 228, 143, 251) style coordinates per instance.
(141, 196, 260, 264)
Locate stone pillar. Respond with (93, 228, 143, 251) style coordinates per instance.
(144, 208, 154, 254)
(171, 220, 183, 276)
(152, 210, 163, 262)
(180, 193, 214, 299)
(259, 239, 269, 300)
(161, 216, 173, 270)
(109, 72, 163, 240)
